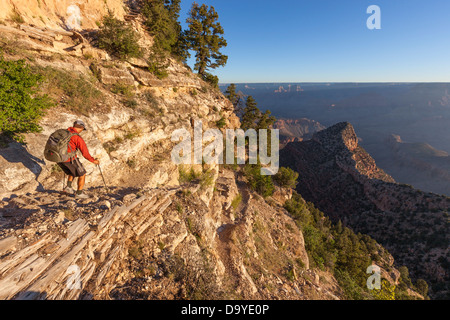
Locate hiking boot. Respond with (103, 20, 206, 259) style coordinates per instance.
(75, 192, 90, 200)
(62, 186, 75, 195)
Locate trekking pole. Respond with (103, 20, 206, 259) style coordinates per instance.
(97, 164, 109, 192)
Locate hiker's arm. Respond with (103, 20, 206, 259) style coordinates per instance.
(76, 137, 97, 163)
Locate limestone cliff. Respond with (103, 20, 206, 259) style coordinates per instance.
(384, 134, 450, 196)
(0, 0, 126, 30)
(0, 14, 239, 198)
(0, 170, 344, 300)
(0, 6, 341, 300)
(0, 2, 427, 301)
(273, 118, 325, 147)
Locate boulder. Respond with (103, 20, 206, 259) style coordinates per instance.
(96, 66, 135, 86)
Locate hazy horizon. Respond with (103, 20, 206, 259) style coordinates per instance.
(220, 81, 450, 85)
(225, 82, 450, 196)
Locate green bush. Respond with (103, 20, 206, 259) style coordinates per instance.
(179, 167, 201, 184)
(110, 82, 134, 98)
(148, 59, 169, 80)
(284, 191, 421, 300)
(0, 55, 53, 142)
(216, 115, 226, 129)
(231, 194, 242, 211)
(334, 269, 371, 300)
(9, 9, 24, 24)
(122, 98, 138, 109)
(243, 163, 274, 198)
(97, 10, 142, 60)
(199, 170, 216, 190)
(415, 279, 429, 298)
(273, 167, 299, 189)
(201, 72, 219, 88)
(284, 193, 312, 226)
(372, 279, 396, 300)
(35, 66, 102, 115)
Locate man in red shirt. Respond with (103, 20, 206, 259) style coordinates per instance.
(58, 120, 100, 199)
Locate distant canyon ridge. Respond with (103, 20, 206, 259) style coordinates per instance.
(222, 83, 450, 196)
(280, 122, 450, 299)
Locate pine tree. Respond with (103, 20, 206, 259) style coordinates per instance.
(185, 3, 228, 78)
(256, 110, 276, 130)
(225, 83, 241, 107)
(141, 1, 186, 77)
(240, 95, 276, 131)
(336, 220, 344, 234)
(172, 29, 191, 63)
(142, 0, 182, 54)
(166, 0, 181, 20)
(97, 10, 142, 60)
(241, 96, 260, 131)
(225, 83, 246, 115)
(225, 84, 238, 104)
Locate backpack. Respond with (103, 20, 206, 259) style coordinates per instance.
(44, 129, 78, 163)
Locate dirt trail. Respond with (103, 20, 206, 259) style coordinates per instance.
(214, 172, 253, 291)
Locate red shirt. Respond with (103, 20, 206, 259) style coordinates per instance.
(65, 127, 96, 163)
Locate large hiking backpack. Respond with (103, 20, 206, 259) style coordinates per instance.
(44, 129, 78, 163)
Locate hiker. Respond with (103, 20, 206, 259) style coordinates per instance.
(57, 120, 100, 199)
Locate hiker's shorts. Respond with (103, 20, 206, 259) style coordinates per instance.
(58, 158, 87, 177)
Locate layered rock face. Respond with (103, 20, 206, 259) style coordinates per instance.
(274, 118, 325, 147)
(0, 169, 343, 300)
(0, 0, 126, 30)
(281, 122, 450, 299)
(0, 2, 434, 301)
(0, 13, 342, 300)
(384, 134, 450, 196)
(0, 17, 239, 199)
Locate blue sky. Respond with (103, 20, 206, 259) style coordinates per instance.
(179, 0, 450, 83)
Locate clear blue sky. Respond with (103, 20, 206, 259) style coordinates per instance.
(179, 0, 450, 83)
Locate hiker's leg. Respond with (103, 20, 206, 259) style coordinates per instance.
(77, 174, 86, 191)
(67, 175, 74, 188)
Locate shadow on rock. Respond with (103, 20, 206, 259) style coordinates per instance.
(0, 141, 46, 193)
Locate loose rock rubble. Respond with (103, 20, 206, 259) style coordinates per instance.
(0, 184, 179, 300)
(0, 187, 136, 241)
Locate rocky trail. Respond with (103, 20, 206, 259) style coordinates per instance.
(0, 166, 347, 300)
(214, 173, 252, 292)
(0, 8, 382, 300)
(1, 186, 131, 232)
(0, 184, 180, 299)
